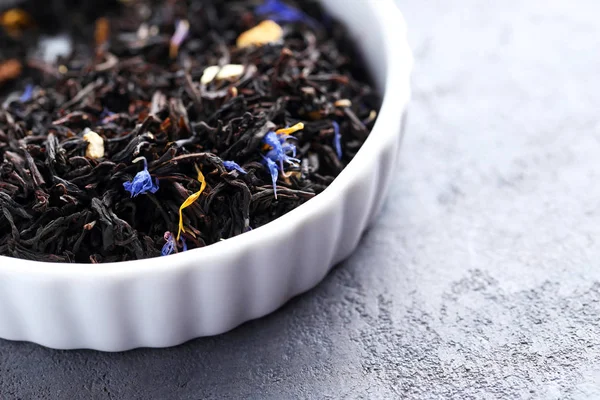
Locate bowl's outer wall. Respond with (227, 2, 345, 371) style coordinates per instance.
(0, 0, 412, 350)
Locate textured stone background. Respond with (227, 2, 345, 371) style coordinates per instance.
(2, 0, 600, 398)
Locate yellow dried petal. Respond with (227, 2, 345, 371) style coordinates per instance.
(276, 122, 304, 135)
(236, 20, 283, 48)
(201, 64, 245, 84)
(83, 129, 105, 159)
(177, 165, 207, 241)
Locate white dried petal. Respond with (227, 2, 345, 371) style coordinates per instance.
(201, 66, 220, 84)
(334, 99, 352, 108)
(217, 64, 245, 80)
(83, 129, 105, 159)
(201, 64, 245, 85)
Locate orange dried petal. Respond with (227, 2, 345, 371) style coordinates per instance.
(0, 9, 32, 32)
(0, 59, 22, 84)
(275, 122, 304, 135)
(95, 17, 110, 48)
(237, 20, 283, 48)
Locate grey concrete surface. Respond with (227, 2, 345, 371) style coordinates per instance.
(2, 0, 600, 398)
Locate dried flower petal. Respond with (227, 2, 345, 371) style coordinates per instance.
(0, 9, 31, 27)
(19, 84, 33, 103)
(334, 99, 352, 108)
(95, 17, 110, 49)
(263, 130, 300, 172)
(0, 8, 32, 37)
(83, 129, 105, 159)
(364, 110, 378, 124)
(275, 122, 304, 136)
(282, 142, 297, 158)
(201, 64, 246, 85)
(181, 237, 188, 252)
(263, 131, 282, 151)
(255, 0, 315, 27)
(170, 19, 190, 58)
(100, 107, 116, 123)
(162, 232, 176, 256)
(223, 160, 247, 174)
(162, 231, 188, 256)
(0, 59, 22, 84)
(236, 20, 283, 48)
(332, 121, 342, 160)
(200, 67, 219, 85)
(255, 0, 287, 15)
(261, 155, 279, 199)
(177, 164, 206, 241)
(123, 157, 159, 197)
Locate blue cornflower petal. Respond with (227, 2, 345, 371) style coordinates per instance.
(19, 84, 34, 103)
(255, 0, 280, 15)
(277, 133, 297, 145)
(100, 107, 115, 119)
(161, 232, 176, 256)
(264, 129, 300, 175)
(263, 131, 282, 150)
(264, 130, 286, 167)
(282, 142, 297, 158)
(162, 232, 188, 256)
(265, 147, 281, 163)
(181, 236, 188, 252)
(269, 8, 306, 24)
(261, 155, 279, 199)
(332, 121, 342, 160)
(266, 148, 299, 172)
(255, 0, 317, 27)
(100, 107, 117, 124)
(262, 128, 301, 193)
(287, 156, 301, 165)
(223, 160, 247, 175)
(123, 158, 160, 198)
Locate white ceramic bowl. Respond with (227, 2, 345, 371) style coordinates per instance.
(0, 0, 412, 351)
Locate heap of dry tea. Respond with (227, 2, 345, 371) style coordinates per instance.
(0, 0, 380, 263)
